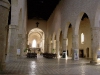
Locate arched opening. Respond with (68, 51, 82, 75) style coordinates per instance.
(67, 24, 72, 57)
(79, 13, 91, 58)
(28, 28, 45, 54)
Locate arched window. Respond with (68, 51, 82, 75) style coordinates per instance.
(66, 38, 68, 46)
(81, 33, 84, 44)
(32, 39, 37, 48)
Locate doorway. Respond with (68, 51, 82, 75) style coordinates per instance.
(79, 49, 84, 58)
(86, 47, 89, 58)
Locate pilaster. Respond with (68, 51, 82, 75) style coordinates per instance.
(0, 0, 10, 72)
(6, 25, 18, 61)
(17, 34, 23, 57)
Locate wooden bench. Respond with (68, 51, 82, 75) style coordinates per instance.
(27, 53, 37, 58)
(43, 53, 57, 58)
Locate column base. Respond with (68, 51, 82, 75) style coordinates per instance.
(90, 60, 98, 64)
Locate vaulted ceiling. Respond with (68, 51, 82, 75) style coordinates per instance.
(27, 0, 60, 20)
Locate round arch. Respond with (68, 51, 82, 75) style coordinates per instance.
(28, 28, 45, 53)
(28, 28, 44, 37)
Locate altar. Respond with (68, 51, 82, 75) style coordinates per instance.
(30, 48, 41, 53)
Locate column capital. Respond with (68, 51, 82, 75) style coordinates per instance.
(0, 0, 10, 9)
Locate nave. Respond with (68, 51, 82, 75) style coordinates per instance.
(2, 55, 100, 75)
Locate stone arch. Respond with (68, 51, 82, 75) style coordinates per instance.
(63, 22, 72, 39)
(28, 31, 42, 39)
(79, 13, 91, 58)
(74, 12, 85, 35)
(74, 12, 91, 44)
(28, 28, 45, 36)
(72, 12, 91, 60)
(28, 28, 45, 52)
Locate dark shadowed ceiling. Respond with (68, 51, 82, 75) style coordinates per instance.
(27, 0, 60, 20)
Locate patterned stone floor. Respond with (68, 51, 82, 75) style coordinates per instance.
(1, 55, 100, 75)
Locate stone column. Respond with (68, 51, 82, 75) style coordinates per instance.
(62, 39, 67, 58)
(72, 34, 79, 60)
(0, 0, 10, 71)
(56, 41, 60, 58)
(90, 27, 100, 64)
(6, 25, 18, 61)
(17, 34, 23, 57)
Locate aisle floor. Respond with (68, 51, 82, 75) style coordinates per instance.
(1, 55, 100, 75)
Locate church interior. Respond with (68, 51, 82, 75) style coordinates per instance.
(1, 0, 100, 74)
